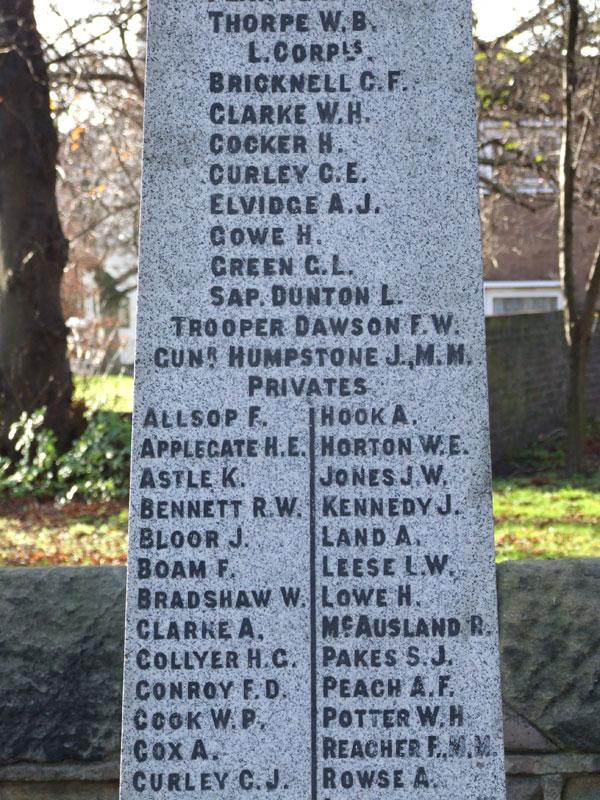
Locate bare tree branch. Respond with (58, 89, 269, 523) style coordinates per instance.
(116, 21, 144, 98)
(478, 175, 538, 210)
(46, 3, 146, 66)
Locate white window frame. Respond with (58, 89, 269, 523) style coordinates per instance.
(483, 280, 564, 316)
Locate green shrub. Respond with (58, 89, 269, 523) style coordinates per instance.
(0, 409, 59, 498)
(0, 407, 131, 503)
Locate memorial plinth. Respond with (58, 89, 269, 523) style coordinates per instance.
(120, 2, 507, 798)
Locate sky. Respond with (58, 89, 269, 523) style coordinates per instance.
(472, 0, 540, 40)
(35, 1, 541, 41)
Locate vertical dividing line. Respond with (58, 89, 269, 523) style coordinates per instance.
(309, 406, 317, 800)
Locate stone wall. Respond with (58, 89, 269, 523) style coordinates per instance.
(498, 560, 600, 800)
(1, 563, 600, 800)
(486, 312, 600, 465)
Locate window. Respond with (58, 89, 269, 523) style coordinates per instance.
(492, 295, 559, 314)
(484, 281, 563, 316)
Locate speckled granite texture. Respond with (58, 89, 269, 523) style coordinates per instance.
(121, 0, 505, 797)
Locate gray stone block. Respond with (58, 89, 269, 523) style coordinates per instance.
(504, 704, 559, 754)
(498, 559, 600, 752)
(541, 775, 564, 800)
(564, 776, 600, 799)
(0, 782, 117, 800)
(120, 0, 507, 797)
(506, 776, 543, 800)
(0, 567, 125, 763)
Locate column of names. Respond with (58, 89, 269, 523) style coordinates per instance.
(120, 2, 507, 799)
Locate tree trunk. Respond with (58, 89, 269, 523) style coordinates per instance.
(558, 0, 586, 474)
(0, 0, 73, 456)
(566, 325, 587, 474)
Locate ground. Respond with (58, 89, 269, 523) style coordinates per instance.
(1, 469, 598, 567)
(494, 474, 600, 560)
(0, 497, 128, 565)
(0, 375, 598, 566)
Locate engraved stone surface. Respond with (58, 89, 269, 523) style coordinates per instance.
(0, 567, 124, 764)
(498, 559, 600, 753)
(502, 705, 558, 755)
(119, 1, 506, 798)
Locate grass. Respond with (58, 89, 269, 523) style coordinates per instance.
(0, 389, 597, 565)
(493, 473, 600, 560)
(0, 498, 128, 566)
(1, 474, 597, 566)
(492, 420, 600, 560)
(73, 374, 133, 413)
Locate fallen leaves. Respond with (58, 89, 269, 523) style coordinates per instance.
(0, 498, 128, 566)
